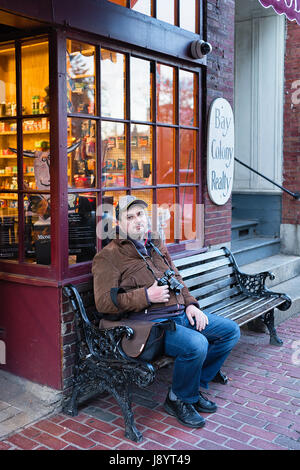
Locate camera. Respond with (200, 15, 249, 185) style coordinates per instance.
(157, 269, 184, 294)
(190, 40, 212, 59)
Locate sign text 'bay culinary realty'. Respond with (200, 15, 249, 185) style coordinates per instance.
(207, 98, 234, 205)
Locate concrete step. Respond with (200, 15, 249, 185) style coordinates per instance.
(231, 218, 258, 241)
(231, 236, 281, 265)
(239, 253, 300, 326)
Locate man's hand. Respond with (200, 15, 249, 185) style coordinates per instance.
(186, 304, 208, 331)
(147, 281, 170, 303)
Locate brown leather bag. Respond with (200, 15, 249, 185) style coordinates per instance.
(99, 318, 176, 361)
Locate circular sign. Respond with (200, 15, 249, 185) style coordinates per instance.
(207, 98, 234, 205)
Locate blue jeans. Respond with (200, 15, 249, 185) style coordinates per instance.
(158, 312, 240, 404)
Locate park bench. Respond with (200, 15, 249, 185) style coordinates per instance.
(62, 246, 291, 442)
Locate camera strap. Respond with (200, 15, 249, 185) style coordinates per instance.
(129, 239, 172, 282)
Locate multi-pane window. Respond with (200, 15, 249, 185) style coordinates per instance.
(108, 0, 199, 33)
(0, 37, 50, 265)
(67, 39, 200, 264)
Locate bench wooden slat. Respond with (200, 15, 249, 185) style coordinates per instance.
(223, 297, 279, 320)
(180, 257, 231, 279)
(198, 286, 240, 308)
(190, 277, 234, 299)
(203, 293, 249, 314)
(173, 249, 226, 268)
(182, 266, 235, 289)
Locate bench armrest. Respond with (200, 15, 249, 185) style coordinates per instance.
(223, 247, 292, 310)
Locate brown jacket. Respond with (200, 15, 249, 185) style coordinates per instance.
(92, 233, 197, 316)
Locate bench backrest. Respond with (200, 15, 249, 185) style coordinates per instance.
(67, 247, 240, 323)
(173, 247, 241, 315)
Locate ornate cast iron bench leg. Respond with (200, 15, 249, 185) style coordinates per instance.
(110, 383, 143, 443)
(263, 310, 283, 346)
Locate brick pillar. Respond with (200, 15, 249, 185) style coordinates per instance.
(281, 21, 300, 255)
(204, 0, 235, 249)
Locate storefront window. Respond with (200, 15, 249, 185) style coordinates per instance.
(179, 186, 196, 241)
(157, 64, 175, 124)
(0, 43, 16, 117)
(180, 129, 196, 184)
(180, 0, 196, 32)
(101, 49, 126, 119)
(66, 40, 96, 115)
(68, 191, 96, 264)
(157, 127, 175, 185)
(131, 124, 152, 187)
(67, 118, 96, 190)
(22, 39, 49, 116)
(108, 0, 199, 32)
(0, 120, 17, 191)
(131, 57, 152, 122)
(0, 192, 18, 260)
(179, 69, 197, 127)
(157, 0, 175, 25)
(24, 192, 51, 264)
(131, 0, 151, 15)
(101, 121, 126, 188)
(65, 37, 200, 265)
(0, 37, 50, 266)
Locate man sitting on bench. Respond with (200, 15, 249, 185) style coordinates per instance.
(92, 196, 240, 429)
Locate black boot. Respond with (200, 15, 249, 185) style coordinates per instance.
(194, 392, 218, 413)
(163, 394, 205, 428)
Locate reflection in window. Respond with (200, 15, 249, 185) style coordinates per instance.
(180, 186, 196, 241)
(22, 39, 49, 116)
(157, 127, 175, 185)
(157, 0, 175, 25)
(131, 57, 152, 122)
(101, 121, 126, 188)
(180, 129, 196, 184)
(68, 118, 96, 189)
(66, 39, 96, 115)
(24, 192, 51, 264)
(179, 70, 196, 127)
(100, 190, 126, 247)
(0, 192, 18, 260)
(157, 64, 175, 124)
(131, 124, 152, 187)
(131, 0, 151, 15)
(68, 192, 96, 264)
(0, 120, 17, 191)
(109, 0, 127, 5)
(157, 188, 175, 244)
(22, 118, 50, 190)
(180, 0, 196, 32)
(0, 43, 16, 117)
(101, 49, 125, 119)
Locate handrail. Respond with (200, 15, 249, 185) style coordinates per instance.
(235, 158, 300, 201)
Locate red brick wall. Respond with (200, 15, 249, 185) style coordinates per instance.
(204, 0, 235, 247)
(282, 21, 300, 225)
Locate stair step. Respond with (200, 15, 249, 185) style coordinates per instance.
(231, 218, 259, 230)
(240, 253, 300, 287)
(231, 218, 259, 241)
(237, 253, 300, 326)
(273, 275, 300, 326)
(231, 237, 280, 265)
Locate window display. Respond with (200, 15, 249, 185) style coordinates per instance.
(0, 38, 51, 264)
(66, 40, 96, 115)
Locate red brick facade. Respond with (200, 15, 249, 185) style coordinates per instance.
(282, 21, 300, 225)
(204, 0, 235, 247)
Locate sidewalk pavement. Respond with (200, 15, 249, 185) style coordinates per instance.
(0, 315, 300, 451)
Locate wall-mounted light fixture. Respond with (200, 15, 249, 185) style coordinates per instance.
(190, 40, 212, 59)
